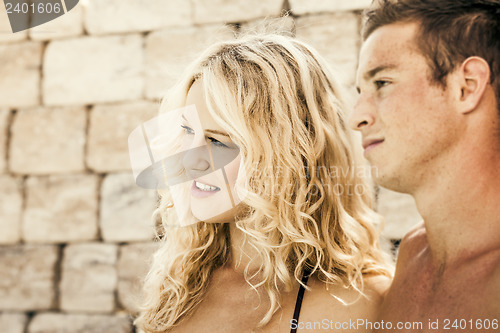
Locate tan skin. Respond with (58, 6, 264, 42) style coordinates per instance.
(170, 224, 390, 333)
(378, 223, 500, 332)
(351, 22, 500, 332)
(170, 82, 390, 333)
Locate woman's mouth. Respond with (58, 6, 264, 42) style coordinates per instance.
(191, 180, 221, 198)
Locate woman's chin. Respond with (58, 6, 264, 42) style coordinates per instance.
(191, 202, 244, 224)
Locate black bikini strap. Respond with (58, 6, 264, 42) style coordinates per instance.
(290, 268, 312, 333)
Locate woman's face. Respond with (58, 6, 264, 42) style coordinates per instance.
(180, 81, 243, 223)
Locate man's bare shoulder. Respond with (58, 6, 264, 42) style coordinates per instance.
(487, 250, 500, 312)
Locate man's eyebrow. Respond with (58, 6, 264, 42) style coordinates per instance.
(363, 64, 397, 81)
(356, 64, 398, 92)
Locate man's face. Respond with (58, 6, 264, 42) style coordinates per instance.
(350, 22, 461, 193)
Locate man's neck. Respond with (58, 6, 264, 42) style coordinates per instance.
(412, 142, 500, 265)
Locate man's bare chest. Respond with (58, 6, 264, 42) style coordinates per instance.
(376, 264, 499, 332)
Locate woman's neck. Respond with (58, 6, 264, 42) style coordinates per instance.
(228, 222, 262, 275)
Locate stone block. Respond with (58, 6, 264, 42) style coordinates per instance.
(0, 245, 58, 311)
(192, 0, 284, 24)
(0, 42, 42, 107)
(0, 4, 28, 43)
(0, 109, 9, 173)
(289, 0, 371, 15)
(29, 2, 83, 41)
(100, 173, 156, 242)
(377, 187, 422, 240)
(84, 0, 191, 35)
(87, 101, 159, 172)
(9, 106, 86, 175)
(60, 243, 117, 313)
(295, 13, 360, 87)
(43, 35, 143, 105)
(239, 15, 295, 35)
(28, 313, 132, 333)
(145, 24, 235, 99)
(117, 242, 158, 312)
(0, 313, 27, 333)
(23, 175, 99, 243)
(0, 176, 23, 244)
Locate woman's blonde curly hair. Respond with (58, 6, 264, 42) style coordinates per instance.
(135, 33, 393, 333)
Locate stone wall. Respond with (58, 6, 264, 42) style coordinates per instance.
(0, 1, 421, 332)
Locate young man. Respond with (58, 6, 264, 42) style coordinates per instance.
(350, 0, 500, 332)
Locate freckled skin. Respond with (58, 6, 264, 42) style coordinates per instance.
(351, 22, 500, 332)
(377, 224, 500, 332)
(353, 23, 463, 194)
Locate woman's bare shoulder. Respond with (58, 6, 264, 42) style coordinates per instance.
(398, 221, 427, 259)
(363, 273, 392, 298)
(296, 273, 390, 332)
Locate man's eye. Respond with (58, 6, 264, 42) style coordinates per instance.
(375, 80, 390, 89)
(208, 137, 229, 148)
(181, 125, 194, 134)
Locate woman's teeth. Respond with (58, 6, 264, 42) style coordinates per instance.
(195, 181, 220, 191)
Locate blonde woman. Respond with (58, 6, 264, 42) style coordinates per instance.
(133, 33, 393, 333)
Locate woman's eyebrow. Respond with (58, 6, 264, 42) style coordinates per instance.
(205, 129, 230, 137)
(181, 114, 230, 137)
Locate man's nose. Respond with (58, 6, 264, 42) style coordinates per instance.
(349, 94, 376, 131)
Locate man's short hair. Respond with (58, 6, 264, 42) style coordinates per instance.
(363, 0, 500, 112)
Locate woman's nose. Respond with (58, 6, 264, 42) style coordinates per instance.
(182, 144, 212, 176)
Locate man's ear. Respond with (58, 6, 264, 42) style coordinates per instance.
(455, 56, 491, 114)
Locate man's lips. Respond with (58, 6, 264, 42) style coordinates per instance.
(362, 138, 385, 150)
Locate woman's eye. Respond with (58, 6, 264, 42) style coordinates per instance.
(208, 137, 229, 148)
(181, 125, 194, 134)
(374, 80, 390, 90)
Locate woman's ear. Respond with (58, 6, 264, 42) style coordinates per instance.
(455, 56, 491, 114)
